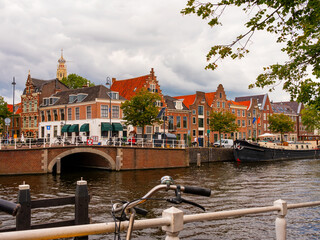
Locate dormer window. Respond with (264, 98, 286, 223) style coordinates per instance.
(43, 98, 49, 106)
(49, 97, 59, 105)
(108, 92, 119, 100)
(77, 93, 88, 102)
(174, 101, 183, 110)
(69, 94, 77, 103)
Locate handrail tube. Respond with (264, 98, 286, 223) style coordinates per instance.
(0, 199, 20, 216)
(184, 206, 280, 223)
(0, 217, 170, 240)
(0, 200, 320, 240)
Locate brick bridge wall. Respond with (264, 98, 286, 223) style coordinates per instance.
(0, 146, 189, 175)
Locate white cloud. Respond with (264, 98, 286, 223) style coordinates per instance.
(0, 0, 292, 104)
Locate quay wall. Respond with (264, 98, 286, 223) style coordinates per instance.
(188, 147, 234, 163)
(0, 146, 232, 175)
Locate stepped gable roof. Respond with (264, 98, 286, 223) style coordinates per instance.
(46, 85, 126, 106)
(23, 78, 66, 94)
(111, 75, 149, 100)
(173, 94, 196, 109)
(164, 95, 188, 110)
(271, 101, 299, 115)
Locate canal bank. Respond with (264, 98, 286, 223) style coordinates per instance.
(0, 146, 233, 175)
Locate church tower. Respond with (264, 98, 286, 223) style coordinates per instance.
(56, 49, 67, 80)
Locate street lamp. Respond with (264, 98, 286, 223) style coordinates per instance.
(106, 77, 112, 139)
(12, 77, 16, 138)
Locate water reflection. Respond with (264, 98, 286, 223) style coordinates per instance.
(1, 160, 320, 239)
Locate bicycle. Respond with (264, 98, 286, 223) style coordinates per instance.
(111, 176, 211, 240)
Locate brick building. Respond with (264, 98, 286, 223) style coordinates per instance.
(111, 68, 167, 138)
(38, 85, 126, 142)
(21, 71, 69, 138)
(7, 103, 22, 138)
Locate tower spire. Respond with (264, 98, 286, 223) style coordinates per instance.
(57, 50, 67, 80)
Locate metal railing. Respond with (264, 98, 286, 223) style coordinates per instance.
(0, 199, 319, 240)
(0, 137, 186, 150)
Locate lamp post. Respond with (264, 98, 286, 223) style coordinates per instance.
(106, 77, 112, 139)
(12, 77, 16, 138)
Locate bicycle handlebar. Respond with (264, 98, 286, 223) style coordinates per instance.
(183, 186, 211, 197)
(112, 183, 211, 214)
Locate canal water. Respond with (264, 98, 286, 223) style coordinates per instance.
(1, 159, 320, 239)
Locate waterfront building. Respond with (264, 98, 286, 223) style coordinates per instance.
(271, 101, 313, 141)
(111, 68, 167, 139)
(7, 103, 22, 138)
(228, 100, 247, 140)
(163, 95, 190, 145)
(38, 85, 126, 143)
(20, 71, 69, 138)
(235, 94, 273, 139)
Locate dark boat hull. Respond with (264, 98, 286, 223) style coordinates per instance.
(233, 140, 320, 162)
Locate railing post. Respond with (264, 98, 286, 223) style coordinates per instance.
(274, 199, 287, 240)
(29, 139, 31, 148)
(74, 178, 90, 240)
(14, 138, 16, 149)
(162, 207, 184, 240)
(16, 182, 31, 231)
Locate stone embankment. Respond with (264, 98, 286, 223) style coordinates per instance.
(188, 147, 234, 164)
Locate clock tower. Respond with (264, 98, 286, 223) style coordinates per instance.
(56, 49, 67, 80)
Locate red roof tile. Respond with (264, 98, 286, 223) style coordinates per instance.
(111, 75, 149, 100)
(205, 92, 216, 105)
(173, 94, 196, 108)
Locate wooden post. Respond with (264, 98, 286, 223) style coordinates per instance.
(16, 182, 31, 231)
(197, 153, 201, 167)
(74, 178, 90, 240)
(56, 158, 61, 175)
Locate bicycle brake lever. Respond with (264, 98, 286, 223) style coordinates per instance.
(166, 197, 205, 211)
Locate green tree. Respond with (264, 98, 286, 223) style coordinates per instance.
(268, 113, 294, 143)
(121, 89, 162, 138)
(182, 0, 320, 108)
(209, 111, 238, 146)
(0, 97, 12, 134)
(61, 73, 95, 89)
(301, 105, 320, 132)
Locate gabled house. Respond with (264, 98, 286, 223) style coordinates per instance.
(7, 103, 22, 138)
(38, 85, 126, 142)
(271, 101, 312, 141)
(111, 68, 167, 138)
(20, 71, 69, 138)
(235, 93, 273, 139)
(163, 95, 190, 144)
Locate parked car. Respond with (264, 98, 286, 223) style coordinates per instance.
(153, 132, 177, 147)
(213, 139, 234, 148)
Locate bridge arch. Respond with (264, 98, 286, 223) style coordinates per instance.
(48, 148, 116, 173)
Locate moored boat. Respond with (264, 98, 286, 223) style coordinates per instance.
(233, 139, 320, 162)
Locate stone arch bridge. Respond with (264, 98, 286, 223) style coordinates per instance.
(0, 146, 189, 175)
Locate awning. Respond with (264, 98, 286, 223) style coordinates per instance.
(112, 123, 123, 131)
(80, 123, 89, 132)
(61, 124, 71, 133)
(101, 122, 112, 131)
(68, 124, 79, 132)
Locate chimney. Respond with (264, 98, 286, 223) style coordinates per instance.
(112, 78, 116, 84)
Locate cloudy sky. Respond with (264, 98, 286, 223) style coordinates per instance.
(0, 0, 290, 104)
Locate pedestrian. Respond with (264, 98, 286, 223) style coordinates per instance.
(192, 137, 197, 147)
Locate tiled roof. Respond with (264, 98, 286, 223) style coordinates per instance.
(7, 103, 22, 114)
(273, 101, 301, 114)
(205, 92, 216, 105)
(42, 85, 126, 106)
(164, 95, 188, 110)
(271, 102, 297, 115)
(23, 78, 67, 95)
(236, 100, 251, 109)
(173, 94, 196, 108)
(235, 94, 265, 104)
(111, 75, 149, 100)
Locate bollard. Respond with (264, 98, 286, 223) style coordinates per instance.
(197, 153, 201, 167)
(162, 207, 184, 240)
(74, 178, 90, 240)
(274, 199, 287, 240)
(16, 182, 31, 230)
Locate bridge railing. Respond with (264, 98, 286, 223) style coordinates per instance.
(0, 137, 186, 150)
(0, 198, 319, 240)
